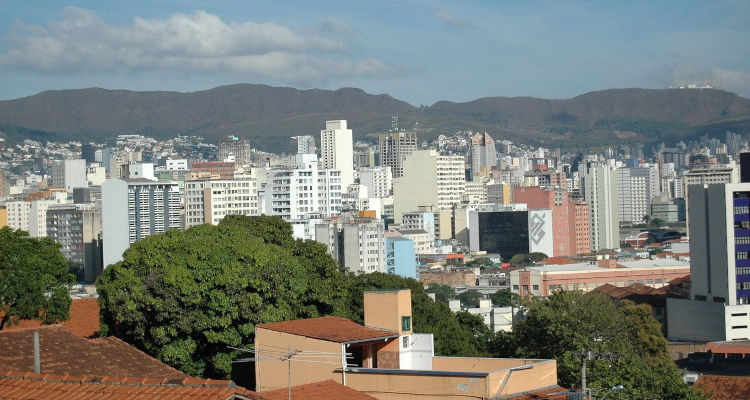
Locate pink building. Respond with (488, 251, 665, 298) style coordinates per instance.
(514, 186, 586, 257)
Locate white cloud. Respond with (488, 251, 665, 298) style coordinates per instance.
(0, 7, 406, 83)
(431, 9, 474, 28)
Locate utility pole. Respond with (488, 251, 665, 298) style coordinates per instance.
(572, 349, 618, 400)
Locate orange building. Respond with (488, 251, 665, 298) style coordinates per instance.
(514, 186, 588, 256)
(254, 289, 562, 400)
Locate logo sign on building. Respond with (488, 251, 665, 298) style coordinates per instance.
(528, 209, 553, 256)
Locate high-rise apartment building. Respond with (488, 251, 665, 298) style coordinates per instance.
(515, 186, 585, 257)
(51, 159, 88, 192)
(264, 158, 342, 221)
(46, 203, 102, 283)
(584, 164, 619, 251)
(617, 167, 652, 224)
(293, 135, 316, 155)
(470, 132, 497, 178)
(393, 150, 465, 224)
(315, 215, 386, 274)
(358, 167, 392, 198)
(320, 120, 354, 190)
(101, 179, 183, 267)
(184, 178, 259, 228)
(378, 131, 417, 178)
(218, 136, 252, 165)
(669, 183, 750, 341)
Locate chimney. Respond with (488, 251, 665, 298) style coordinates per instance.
(33, 331, 40, 374)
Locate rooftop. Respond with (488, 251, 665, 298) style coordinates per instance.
(261, 380, 377, 400)
(592, 283, 668, 299)
(503, 386, 571, 400)
(694, 374, 750, 400)
(0, 297, 100, 338)
(0, 371, 261, 400)
(529, 259, 689, 273)
(257, 316, 399, 343)
(0, 325, 186, 379)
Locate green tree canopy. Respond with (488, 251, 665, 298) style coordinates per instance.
(457, 290, 484, 308)
(508, 252, 548, 267)
(425, 283, 455, 302)
(96, 216, 349, 379)
(0, 227, 75, 329)
(344, 272, 483, 357)
(489, 289, 521, 307)
(497, 290, 703, 399)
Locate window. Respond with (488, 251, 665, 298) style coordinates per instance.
(732, 326, 748, 329)
(402, 336, 409, 348)
(523, 285, 529, 291)
(513, 285, 519, 290)
(694, 295, 707, 301)
(532, 285, 539, 291)
(401, 316, 411, 331)
(549, 284, 558, 291)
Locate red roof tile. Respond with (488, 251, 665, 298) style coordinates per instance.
(706, 341, 750, 355)
(1, 298, 100, 338)
(257, 316, 398, 343)
(542, 257, 575, 265)
(504, 386, 570, 399)
(262, 380, 377, 400)
(694, 375, 750, 400)
(669, 274, 690, 285)
(0, 325, 186, 379)
(0, 371, 263, 400)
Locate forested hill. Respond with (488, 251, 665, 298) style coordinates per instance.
(1, 84, 749, 152)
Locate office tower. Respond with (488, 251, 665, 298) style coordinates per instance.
(46, 204, 102, 283)
(358, 167, 392, 198)
(393, 150, 465, 224)
(379, 131, 417, 178)
(51, 159, 88, 192)
(466, 203, 553, 257)
(584, 164, 619, 251)
(617, 167, 652, 224)
(101, 179, 183, 267)
(80, 143, 97, 164)
(742, 153, 750, 183)
(668, 183, 750, 341)
(184, 177, 259, 228)
(515, 186, 580, 257)
(320, 120, 354, 189)
(218, 136, 252, 165)
(471, 132, 497, 178)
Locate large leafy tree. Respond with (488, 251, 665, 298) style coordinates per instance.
(0, 227, 75, 329)
(96, 216, 349, 379)
(425, 283, 455, 302)
(489, 289, 521, 307)
(345, 272, 483, 356)
(497, 290, 703, 399)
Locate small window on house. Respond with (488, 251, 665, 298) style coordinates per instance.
(532, 285, 539, 291)
(513, 285, 519, 290)
(403, 336, 409, 349)
(522, 285, 529, 291)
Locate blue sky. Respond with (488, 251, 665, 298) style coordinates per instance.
(0, 1, 749, 105)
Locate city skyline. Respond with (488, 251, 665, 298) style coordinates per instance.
(1, 1, 749, 105)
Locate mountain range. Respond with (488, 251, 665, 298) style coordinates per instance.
(1, 84, 749, 153)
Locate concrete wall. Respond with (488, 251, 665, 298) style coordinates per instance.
(667, 298, 726, 342)
(364, 290, 412, 335)
(101, 178, 129, 268)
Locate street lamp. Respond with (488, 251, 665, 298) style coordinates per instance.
(599, 384, 624, 400)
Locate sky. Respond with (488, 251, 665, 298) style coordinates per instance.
(0, 0, 749, 106)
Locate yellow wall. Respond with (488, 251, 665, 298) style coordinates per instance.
(254, 328, 344, 391)
(364, 289, 412, 334)
(493, 361, 558, 397)
(431, 356, 539, 372)
(0, 208, 6, 228)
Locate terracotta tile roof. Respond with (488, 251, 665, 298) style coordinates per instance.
(0, 371, 263, 399)
(257, 316, 398, 343)
(261, 380, 377, 400)
(669, 274, 690, 285)
(0, 325, 186, 379)
(706, 341, 750, 355)
(694, 375, 750, 400)
(1, 297, 100, 338)
(542, 257, 575, 265)
(503, 386, 570, 399)
(592, 283, 665, 299)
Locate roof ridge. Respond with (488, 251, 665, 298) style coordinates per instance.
(93, 335, 188, 376)
(0, 323, 66, 333)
